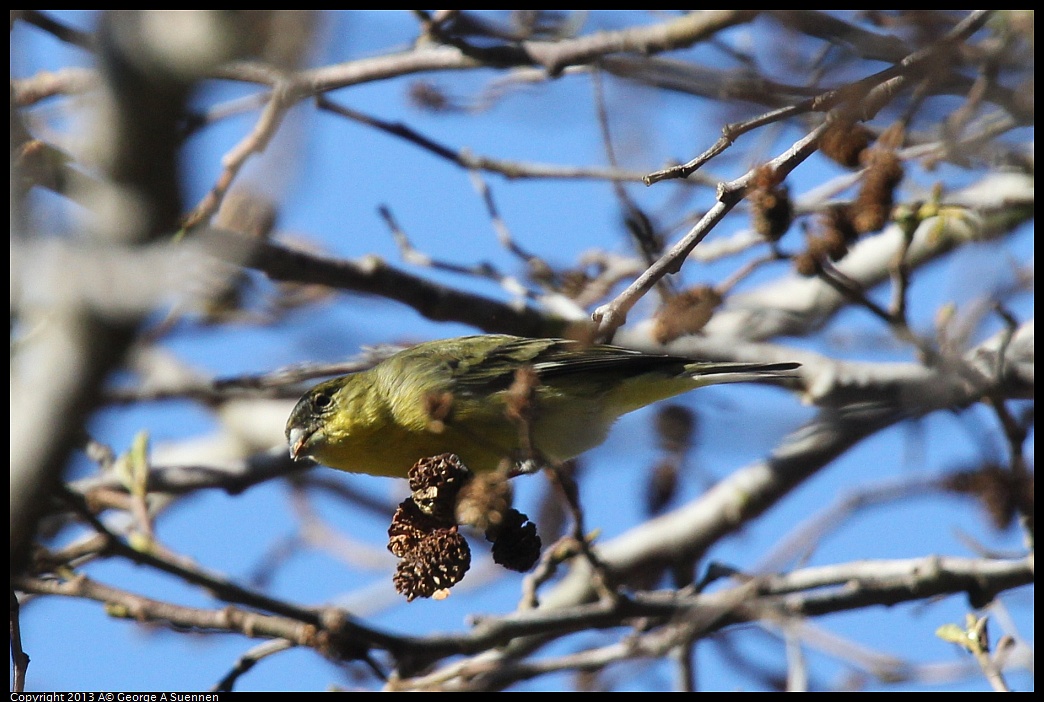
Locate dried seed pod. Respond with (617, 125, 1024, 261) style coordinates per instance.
(749, 165, 793, 242)
(820, 121, 872, 169)
(487, 508, 541, 572)
(653, 285, 723, 344)
(853, 148, 904, 234)
(388, 453, 541, 599)
(391, 526, 471, 601)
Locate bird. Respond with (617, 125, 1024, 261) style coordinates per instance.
(286, 334, 799, 478)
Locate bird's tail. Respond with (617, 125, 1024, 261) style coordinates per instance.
(683, 361, 801, 386)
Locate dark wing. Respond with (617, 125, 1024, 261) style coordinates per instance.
(528, 340, 689, 379)
(449, 336, 688, 394)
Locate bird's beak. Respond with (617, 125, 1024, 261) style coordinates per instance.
(287, 426, 311, 461)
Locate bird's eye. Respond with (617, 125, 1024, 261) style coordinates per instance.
(313, 391, 333, 410)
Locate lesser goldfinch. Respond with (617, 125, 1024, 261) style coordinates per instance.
(286, 334, 799, 477)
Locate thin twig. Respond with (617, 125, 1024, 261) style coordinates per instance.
(9, 588, 30, 693)
(543, 465, 617, 603)
(316, 95, 654, 184)
(184, 79, 301, 229)
(213, 639, 296, 692)
(644, 10, 995, 185)
(591, 67, 672, 296)
(593, 121, 829, 340)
